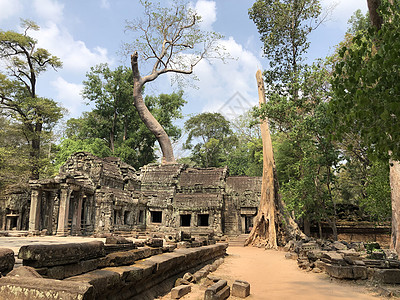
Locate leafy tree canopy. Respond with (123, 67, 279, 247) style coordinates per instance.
(330, 0, 400, 160)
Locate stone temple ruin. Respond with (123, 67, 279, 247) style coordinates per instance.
(22, 151, 261, 238)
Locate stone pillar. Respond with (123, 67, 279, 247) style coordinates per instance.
(46, 191, 56, 235)
(29, 189, 42, 233)
(75, 191, 84, 235)
(56, 185, 71, 236)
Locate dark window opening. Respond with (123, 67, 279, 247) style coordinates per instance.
(151, 211, 162, 223)
(198, 214, 209, 226)
(180, 214, 191, 227)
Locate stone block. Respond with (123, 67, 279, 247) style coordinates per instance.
(373, 269, 400, 284)
(147, 252, 186, 275)
(205, 279, 229, 300)
(162, 244, 177, 252)
(175, 277, 191, 287)
(171, 284, 191, 299)
(332, 241, 348, 251)
(105, 236, 132, 245)
(325, 264, 354, 279)
(100, 249, 145, 267)
(7, 266, 42, 278)
(352, 265, 367, 280)
(324, 264, 366, 280)
(19, 241, 105, 267)
(177, 241, 191, 249)
(0, 276, 94, 299)
(65, 269, 120, 296)
(322, 252, 346, 265)
(232, 280, 250, 298)
(183, 272, 193, 282)
(0, 248, 15, 274)
(104, 265, 145, 282)
(145, 237, 163, 248)
(133, 260, 157, 278)
(205, 285, 230, 300)
(285, 252, 298, 260)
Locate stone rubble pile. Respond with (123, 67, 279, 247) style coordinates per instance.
(284, 238, 400, 284)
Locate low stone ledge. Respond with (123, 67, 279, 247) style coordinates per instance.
(0, 248, 15, 275)
(45, 257, 101, 280)
(0, 276, 94, 300)
(19, 241, 105, 267)
(324, 263, 367, 280)
(373, 269, 400, 284)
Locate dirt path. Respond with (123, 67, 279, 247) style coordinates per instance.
(160, 246, 384, 300)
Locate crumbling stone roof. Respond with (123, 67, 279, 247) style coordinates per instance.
(178, 167, 227, 191)
(226, 176, 262, 194)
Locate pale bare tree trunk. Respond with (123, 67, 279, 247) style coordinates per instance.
(390, 160, 400, 253)
(245, 70, 304, 248)
(130, 52, 176, 164)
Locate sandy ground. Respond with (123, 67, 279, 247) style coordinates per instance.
(160, 246, 385, 300)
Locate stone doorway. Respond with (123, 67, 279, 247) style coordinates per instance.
(244, 215, 254, 234)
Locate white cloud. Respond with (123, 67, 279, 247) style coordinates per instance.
(0, 0, 22, 22)
(51, 77, 84, 117)
(321, 0, 368, 29)
(33, 0, 64, 23)
(31, 22, 113, 73)
(185, 37, 262, 118)
(100, 0, 110, 9)
(193, 0, 216, 30)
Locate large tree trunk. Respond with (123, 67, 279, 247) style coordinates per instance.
(367, 0, 382, 29)
(245, 70, 304, 248)
(390, 160, 400, 253)
(130, 52, 175, 164)
(29, 122, 42, 180)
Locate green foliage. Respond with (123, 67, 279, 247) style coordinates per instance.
(184, 112, 235, 168)
(0, 116, 30, 190)
(57, 63, 186, 169)
(54, 138, 112, 171)
(249, 0, 322, 92)
(0, 19, 64, 179)
(346, 9, 371, 35)
(361, 159, 391, 222)
(331, 0, 400, 160)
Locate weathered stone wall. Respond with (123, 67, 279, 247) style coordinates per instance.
(0, 186, 30, 231)
(225, 177, 262, 235)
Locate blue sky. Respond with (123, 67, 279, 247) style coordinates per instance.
(0, 0, 367, 142)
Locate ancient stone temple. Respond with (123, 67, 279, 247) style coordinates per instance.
(25, 152, 261, 237)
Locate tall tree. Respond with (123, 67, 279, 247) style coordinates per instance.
(248, 0, 328, 244)
(0, 19, 63, 179)
(58, 64, 186, 169)
(183, 112, 235, 168)
(124, 0, 226, 164)
(331, 0, 400, 252)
